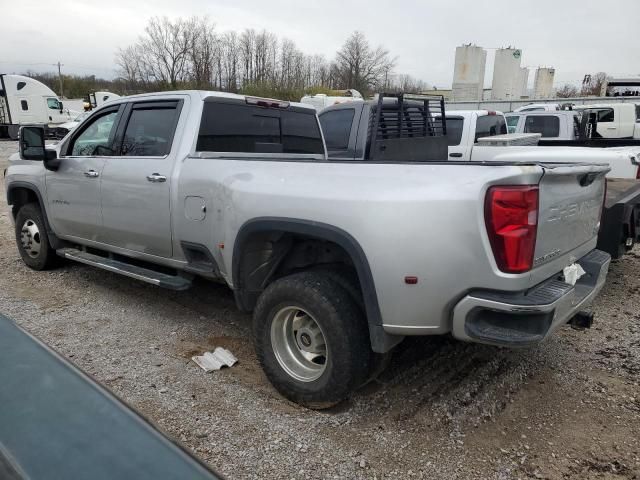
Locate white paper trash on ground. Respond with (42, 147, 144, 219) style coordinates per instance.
(192, 347, 238, 372)
(563, 263, 586, 287)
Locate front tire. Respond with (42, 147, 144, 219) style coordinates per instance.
(15, 203, 60, 271)
(253, 271, 371, 409)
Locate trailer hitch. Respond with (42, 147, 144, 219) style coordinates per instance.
(569, 311, 594, 330)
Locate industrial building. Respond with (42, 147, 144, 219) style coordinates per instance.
(491, 48, 527, 100)
(451, 45, 487, 101)
(533, 67, 555, 98)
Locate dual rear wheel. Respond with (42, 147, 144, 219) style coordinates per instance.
(253, 271, 375, 409)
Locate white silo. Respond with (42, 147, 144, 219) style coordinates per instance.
(491, 48, 524, 100)
(452, 45, 487, 101)
(534, 68, 555, 99)
(518, 68, 529, 98)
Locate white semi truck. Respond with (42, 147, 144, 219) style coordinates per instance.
(0, 74, 75, 139)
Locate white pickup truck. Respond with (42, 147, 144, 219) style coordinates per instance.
(445, 110, 640, 257)
(505, 109, 640, 151)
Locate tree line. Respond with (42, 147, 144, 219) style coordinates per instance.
(113, 16, 429, 100)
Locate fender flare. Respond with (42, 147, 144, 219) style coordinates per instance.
(232, 217, 402, 353)
(7, 181, 61, 248)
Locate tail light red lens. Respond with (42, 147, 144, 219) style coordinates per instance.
(485, 186, 539, 273)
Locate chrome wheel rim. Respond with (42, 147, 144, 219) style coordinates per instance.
(270, 306, 328, 382)
(20, 219, 42, 258)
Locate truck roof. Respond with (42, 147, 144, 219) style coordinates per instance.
(506, 110, 578, 117)
(109, 90, 316, 112)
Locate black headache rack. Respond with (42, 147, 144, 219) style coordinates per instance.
(367, 92, 448, 162)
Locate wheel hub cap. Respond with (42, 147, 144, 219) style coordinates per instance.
(20, 219, 41, 258)
(270, 307, 328, 382)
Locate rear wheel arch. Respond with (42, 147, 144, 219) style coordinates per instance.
(232, 217, 402, 353)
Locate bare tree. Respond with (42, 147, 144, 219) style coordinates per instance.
(556, 84, 579, 98)
(190, 16, 218, 89)
(221, 31, 240, 92)
(140, 16, 195, 88)
(334, 31, 396, 94)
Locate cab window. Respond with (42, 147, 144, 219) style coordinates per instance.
(47, 98, 62, 110)
(506, 115, 520, 133)
(445, 117, 464, 146)
(120, 102, 181, 156)
(524, 115, 560, 138)
(596, 108, 614, 123)
(69, 111, 119, 156)
(475, 115, 507, 142)
(319, 109, 355, 150)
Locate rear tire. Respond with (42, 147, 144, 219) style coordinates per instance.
(253, 271, 371, 409)
(15, 203, 60, 271)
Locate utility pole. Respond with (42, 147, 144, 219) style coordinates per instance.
(56, 61, 64, 98)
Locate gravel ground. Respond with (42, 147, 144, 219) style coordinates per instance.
(1, 140, 639, 479)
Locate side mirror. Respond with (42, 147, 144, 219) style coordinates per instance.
(59, 101, 64, 114)
(19, 126, 59, 169)
(19, 126, 46, 160)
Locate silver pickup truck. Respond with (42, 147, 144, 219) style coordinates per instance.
(5, 91, 611, 408)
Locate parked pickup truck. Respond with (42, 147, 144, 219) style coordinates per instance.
(443, 110, 640, 258)
(505, 109, 640, 148)
(6, 91, 611, 408)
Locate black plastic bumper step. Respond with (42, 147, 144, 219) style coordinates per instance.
(57, 248, 192, 290)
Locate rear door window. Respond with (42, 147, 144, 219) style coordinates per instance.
(319, 109, 355, 150)
(120, 102, 181, 156)
(523, 115, 560, 138)
(596, 108, 615, 123)
(197, 102, 324, 155)
(474, 115, 507, 142)
(445, 117, 464, 146)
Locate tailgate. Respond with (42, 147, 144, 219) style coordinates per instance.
(534, 163, 609, 268)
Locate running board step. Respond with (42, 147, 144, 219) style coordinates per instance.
(57, 248, 192, 291)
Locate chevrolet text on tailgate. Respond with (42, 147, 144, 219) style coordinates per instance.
(5, 91, 611, 408)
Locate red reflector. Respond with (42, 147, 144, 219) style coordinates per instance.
(404, 276, 418, 285)
(485, 186, 539, 273)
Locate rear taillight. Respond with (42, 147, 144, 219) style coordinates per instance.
(636, 166, 640, 180)
(485, 186, 539, 274)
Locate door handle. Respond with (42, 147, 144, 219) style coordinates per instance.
(449, 152, 463, 158)
(146, 173, 167, 183)
(84, 170, 99, 178)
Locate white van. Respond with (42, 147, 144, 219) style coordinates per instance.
(0, 74, 75, 139)
(300, 89, 363, 111)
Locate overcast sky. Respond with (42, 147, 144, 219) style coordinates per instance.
(2, 0, 639, 89)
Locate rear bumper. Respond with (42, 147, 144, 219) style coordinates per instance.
(451, 249, 610, 347)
